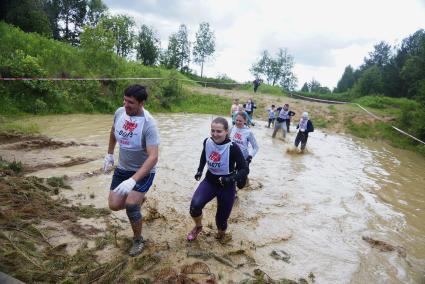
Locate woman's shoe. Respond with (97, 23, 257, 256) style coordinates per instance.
(187, 226, 203, 241)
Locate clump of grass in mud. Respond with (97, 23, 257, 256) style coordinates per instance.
(46, 175, 72, 189)
(0, 157, 23, 175)
(0, 170, 127, 283)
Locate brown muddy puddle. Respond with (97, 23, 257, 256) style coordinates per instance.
(1, 113, 424, 283)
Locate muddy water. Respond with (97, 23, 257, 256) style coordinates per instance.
(1, 113, 424, 283)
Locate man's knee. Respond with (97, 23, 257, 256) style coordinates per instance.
(126, 203, 142, 223)
(109, 200, 123, 211)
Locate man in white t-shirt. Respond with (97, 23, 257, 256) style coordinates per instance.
(103, 84, 160, 256)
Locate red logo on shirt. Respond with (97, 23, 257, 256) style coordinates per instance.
(123, 120, 138, 132)
(209, 151, 221, 162)
(234, 132, 242, 140)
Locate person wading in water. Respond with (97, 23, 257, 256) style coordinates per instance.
(103, 84, 159, 256)
(187, 117, 248, 241)
(295, 112, 314, 151)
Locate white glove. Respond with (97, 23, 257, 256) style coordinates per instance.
(103, 154, 114, 172)
(113, 178, 136, 195)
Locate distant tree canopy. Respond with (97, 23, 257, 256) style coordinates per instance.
(102, 14, 136, 58)
(0, 0, 109, 45)
(161, 24, 191, 71)
(250, 48, 297, 91)
(0, 0, 52, 37)
(301, 78, 331, 94)
(335, 30, 425, 104)
(136, 25, 160, 66)
(335, 65, 355, 93)
(193, 22, 216, 78)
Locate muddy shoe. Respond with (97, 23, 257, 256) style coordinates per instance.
(129, 238, 145, 257)
(215, 232, 232, 244)
(187, 226, 203, 241)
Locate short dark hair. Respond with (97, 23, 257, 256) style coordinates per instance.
(124, 84, 148, 102)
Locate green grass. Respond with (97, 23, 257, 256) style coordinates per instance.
(237, 83, 287, 97)
(167, 92, 231, 115)
(346, 119, 425, 155)
(0, 116, 40, 135)
(314, 117, 328, 128)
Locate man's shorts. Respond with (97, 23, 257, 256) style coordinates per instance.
(110, 168, 155, 193)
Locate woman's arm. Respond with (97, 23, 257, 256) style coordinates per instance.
(197, 138, 207, 173)
(248, 132, 259, 158)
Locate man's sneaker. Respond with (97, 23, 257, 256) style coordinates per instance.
(129, 238, 144, 257)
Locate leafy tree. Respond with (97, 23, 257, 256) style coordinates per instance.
(399, 31, 425, 99)
(275, 48, 297, 90)
(355, 65, 383, 95)
(176, 24, 191, 71)
(193, 22, 215, 78)
(280, 73, 298, 92)
(161, 24, 191, 71)
(250, 48, 297, 90)
(1, 0, 52, 36)
(250, 50, 270, 80)
(336, 65, 355, 92)
(102, 14, 136, 58)
(308, 79, 322, 93)
(301, 82, 309, 92)
(161, 33, 180, 69)
(47, 0, 87, 45)
(85, 0, 107, 27)
(43, 0, 62, 39)
(363, 41, 392, 69)
(136, 24, 160, 66)
(80, 18, 117, 74)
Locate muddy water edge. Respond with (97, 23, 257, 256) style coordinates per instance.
(0, 113, 424, 283)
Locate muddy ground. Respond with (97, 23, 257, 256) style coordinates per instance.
(1, 87, 421, 284)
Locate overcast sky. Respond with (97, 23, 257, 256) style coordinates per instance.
(103, 0, 425, 89)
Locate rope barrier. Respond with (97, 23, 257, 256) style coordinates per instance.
(0, 77, 167, 81)
(288, 93, 425, 145)
(1, 76, 424, 145)
(289, 93, 348, 104)
(0, 76, 246, 85)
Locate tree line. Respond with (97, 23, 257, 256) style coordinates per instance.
(250, 49, 298, 92)
(335, 31, 425, 104)
(298, 29, 425, 107)
(0, 0, 216, 78)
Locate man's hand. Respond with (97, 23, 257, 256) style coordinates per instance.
(113, 178, 136, 195)
(194, 171, 202, 181)
(103, 154, 114, 172)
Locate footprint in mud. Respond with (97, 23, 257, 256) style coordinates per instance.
(270, 249, 291, 263)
